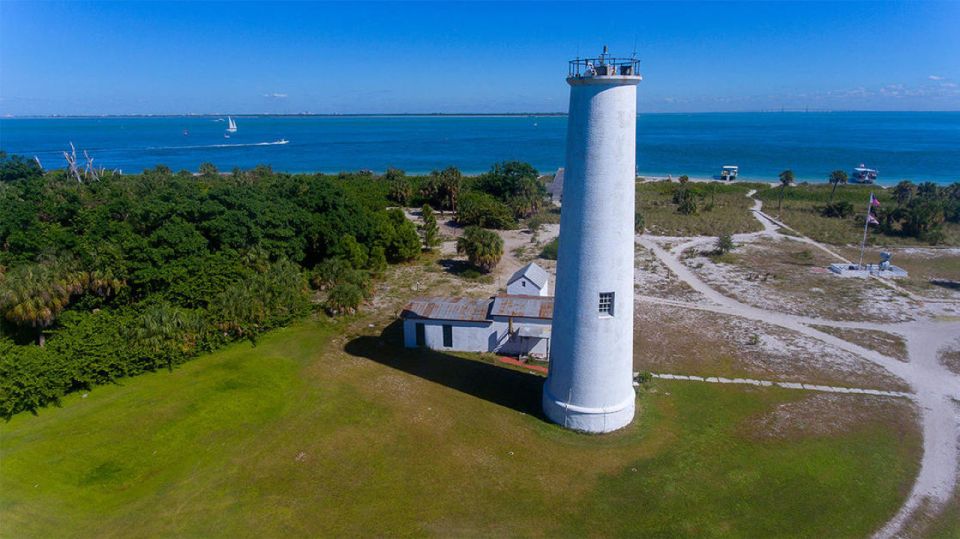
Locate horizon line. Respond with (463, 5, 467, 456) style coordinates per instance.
(4, 109, 960, 119)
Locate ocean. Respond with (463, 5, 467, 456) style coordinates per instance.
(1, 112, 958, 184)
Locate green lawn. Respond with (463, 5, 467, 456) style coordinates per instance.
(1, 318, 920, 537)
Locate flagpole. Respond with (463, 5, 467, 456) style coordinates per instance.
(858, 192, 872, 269)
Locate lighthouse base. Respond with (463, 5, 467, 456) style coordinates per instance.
(542, 389, 636, 434)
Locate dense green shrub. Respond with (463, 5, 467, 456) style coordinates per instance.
(540, 237, 559, 260)
(0, 155, 424, 418)
(457, 192, 515, 229)
(476, 161, 546, 219)
(820, 200, 855, 218)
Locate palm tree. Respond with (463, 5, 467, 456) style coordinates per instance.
(456, 226, 504, 272)
(0, 261, 119, 346)
(438, 166, 462, 213)
(917, 181, 940, 200)
(892, 180, 916, 207)
(828, 170, 848, 203)
(388, 175, 412, 206)
(777, 169, 795, 216)
(131, 303, 194, 370)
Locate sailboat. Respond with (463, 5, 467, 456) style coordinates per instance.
(226, 117, 237, 133)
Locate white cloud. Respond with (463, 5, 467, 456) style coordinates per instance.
(928, 75, 944, 81)
(263, 93, 288, 99)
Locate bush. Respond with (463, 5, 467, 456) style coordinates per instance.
(539, 237, 559, 260)
(675, 188, 698, 215)
(457, 192, 515, 229)
(820, 201, 855, 218)
(325, 283, 364, 315)
(715, 233, 734, 255)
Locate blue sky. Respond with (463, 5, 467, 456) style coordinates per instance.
(1, 1, 958, 115)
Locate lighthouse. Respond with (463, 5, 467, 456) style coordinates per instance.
(543, 48, 641, 433)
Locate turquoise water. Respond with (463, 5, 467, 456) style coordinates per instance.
(1, 112, 958, 184)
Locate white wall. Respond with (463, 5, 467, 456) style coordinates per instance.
(506, 276, 548, 296)
(489, 317, 551, 357)
(544, 73, 640, 433)
(402, 319, 495, 352)
(402, 317, 551, 357)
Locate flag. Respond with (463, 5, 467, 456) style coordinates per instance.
(867, 213, 879, 225)
(870, 193, 881, 208)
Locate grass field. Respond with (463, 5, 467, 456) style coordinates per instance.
(754, 183, 960, 247)
(1, 313, 921, 537)
(637, 181, 767, 236)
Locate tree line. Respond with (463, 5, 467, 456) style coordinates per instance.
(0, 153, 552, 417)
(0, 153, 423, 417)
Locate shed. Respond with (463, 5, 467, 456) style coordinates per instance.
(400, 297, 494, 351)
(489, 295, 553, 357)
(506, 262, 550, 296)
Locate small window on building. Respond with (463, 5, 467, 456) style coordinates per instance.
(442, 324, 453, 347)
(599, 292, 615, 316)
(415, 323, 425, 347)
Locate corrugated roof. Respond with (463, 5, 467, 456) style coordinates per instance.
(507, 262, 549, 289)
(490, 295, 554, 320)
(401, 296, 492, 322)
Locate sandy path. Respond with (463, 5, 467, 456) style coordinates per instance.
(405, 194, 960, 535)
(637, 192, 960, 538)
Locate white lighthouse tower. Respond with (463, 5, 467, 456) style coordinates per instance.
(543, 48, 641, 433)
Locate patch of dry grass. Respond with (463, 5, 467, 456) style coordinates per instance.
(940, 347, 960, 376)
(635, 303, 909, 391)
(810, 325, 909, 362)
(637, 180, 766, 236)
(685, 237, 918, 323)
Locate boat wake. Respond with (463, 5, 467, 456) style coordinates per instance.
(147, 140, 289, 150)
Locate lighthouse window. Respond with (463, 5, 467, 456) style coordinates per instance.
(599, 292, 615, 316)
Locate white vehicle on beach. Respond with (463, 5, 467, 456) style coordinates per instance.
(851, 163, 878, 184)
(720, 165, 739, 181)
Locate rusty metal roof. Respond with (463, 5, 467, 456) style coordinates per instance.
(401, 296, 493, 322)
(490, 295, 554, 320)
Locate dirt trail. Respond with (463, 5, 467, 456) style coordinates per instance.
(407, 193, 960, 536)
(637, 192, 960, 538)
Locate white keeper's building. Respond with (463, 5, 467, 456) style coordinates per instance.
(401, 262, 554, 358)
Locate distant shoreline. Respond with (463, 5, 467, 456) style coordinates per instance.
(4, 110, 960, 120)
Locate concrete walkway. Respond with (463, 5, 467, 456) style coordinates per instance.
(638, 373, 912, 398)
(636, 190, 960, 538)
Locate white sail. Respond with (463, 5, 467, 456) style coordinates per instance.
(226, 117, 237, 133)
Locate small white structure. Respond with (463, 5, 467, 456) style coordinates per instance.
(547, 168, 565, 204)
(507, 262, 550, 296)
(829, 263, 909, 279)
(544, 48, 642, 434)
(401, 263, 555, 358)
(829, 252, 908, 279)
